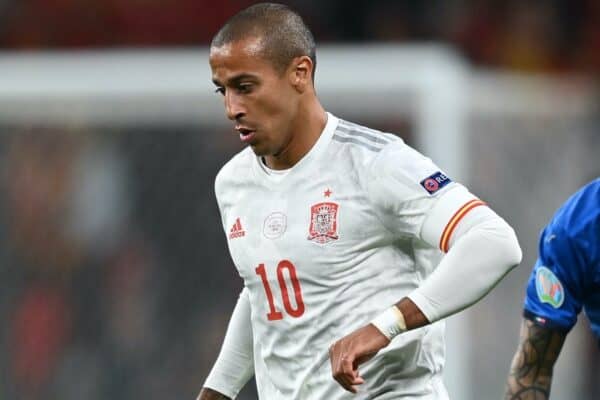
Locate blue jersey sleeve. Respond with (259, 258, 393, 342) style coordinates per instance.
(523, 225, 586, 332)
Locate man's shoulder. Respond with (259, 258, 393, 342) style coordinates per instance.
(331, 118, 417, 172)
(333, 118, 405, 156)
(551, 178, 600, 239)
(538, 179, 600, 273)
(347, 126, 440, 186)
(332, 118, 457, 202)
(215, 147, 254, 197)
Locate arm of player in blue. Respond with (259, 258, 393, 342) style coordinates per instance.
(523, 224, 586, 333)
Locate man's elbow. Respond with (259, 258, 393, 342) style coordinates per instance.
(503, 225, 523, 270)
(474, 218, 523, 277)
(483, 222, 523, 281)
(471, 221, 522, 293)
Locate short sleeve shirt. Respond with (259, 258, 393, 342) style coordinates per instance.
(523, 178, 600, 341)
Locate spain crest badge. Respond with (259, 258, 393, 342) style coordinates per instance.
(307, 202, 339, 244)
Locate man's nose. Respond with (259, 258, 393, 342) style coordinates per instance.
(225, 92, 245, 121)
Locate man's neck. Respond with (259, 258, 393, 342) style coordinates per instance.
(264, 100, 327, 170)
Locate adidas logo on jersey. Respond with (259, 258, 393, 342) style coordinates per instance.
(229, 218, 246, 239)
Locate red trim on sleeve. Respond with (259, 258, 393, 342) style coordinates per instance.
(439, 199, 487, 252)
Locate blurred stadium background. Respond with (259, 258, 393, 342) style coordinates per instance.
(0, 0, 598, 399)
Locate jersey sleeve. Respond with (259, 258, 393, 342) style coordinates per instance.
(365, 142, 484, 251)
(523, 225, 586, 333)
(203, 288, 254, 398)
(214, 166, 229, 231)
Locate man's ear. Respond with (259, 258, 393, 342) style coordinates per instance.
(289, 56, 313, 93)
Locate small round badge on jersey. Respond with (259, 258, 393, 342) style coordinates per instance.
(535, 266, 565, 308)
(420, 171, 451, 195)
(263, 212, 287, 239)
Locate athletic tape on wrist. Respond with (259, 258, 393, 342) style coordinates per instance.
(371, 306, 407, 340)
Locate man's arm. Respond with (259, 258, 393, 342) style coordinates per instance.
(504, 319, 566, 400)
(198, 289, 254, 400)
(198, 387, 232, 400)
(330, 207, 522, 392)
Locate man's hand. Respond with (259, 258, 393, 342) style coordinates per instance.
(329, 324, 390, 393)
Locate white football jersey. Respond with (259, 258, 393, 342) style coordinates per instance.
(214, 113, 477, 399)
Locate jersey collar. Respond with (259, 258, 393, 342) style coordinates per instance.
(252, 112, 339, 189)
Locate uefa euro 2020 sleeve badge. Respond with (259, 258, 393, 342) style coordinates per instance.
(307, 202, 339, 244)
(535, 266, 565, 308)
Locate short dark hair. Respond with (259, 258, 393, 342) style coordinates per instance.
(211, 3, 317, 80)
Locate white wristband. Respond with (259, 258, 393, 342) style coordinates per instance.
(371, 306, 407, 340)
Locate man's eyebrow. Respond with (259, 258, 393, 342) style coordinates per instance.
(213, 73, 258, 87)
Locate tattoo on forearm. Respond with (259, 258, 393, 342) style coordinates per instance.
(504, 319, 566, 400)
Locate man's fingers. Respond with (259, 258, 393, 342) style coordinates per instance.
(332, 353, 365, 392)
(330, 324, 392, 393)
(334, 374, 355, 393)
(337, 377, 359, 394)
(342, 357, 358, 380)
(333, 355, 352, 389)
(332, 365, 355, 393)
(330, 339, 368, 393)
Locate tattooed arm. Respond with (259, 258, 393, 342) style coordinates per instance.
(197, 388, 232, 400)
(504, 318, 567, 400)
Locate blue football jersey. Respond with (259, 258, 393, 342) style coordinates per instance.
(523, 178, 600, 341)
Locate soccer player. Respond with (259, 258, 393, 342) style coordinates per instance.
(199, 3, 522, 399)
(504, 178, 600, 400)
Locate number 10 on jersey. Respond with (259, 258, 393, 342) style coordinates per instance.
(255, 260, 305, 320)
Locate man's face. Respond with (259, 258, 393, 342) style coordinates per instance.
(209, 37, 300, 158)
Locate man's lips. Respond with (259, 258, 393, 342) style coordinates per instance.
(236, 126, 256, 143)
